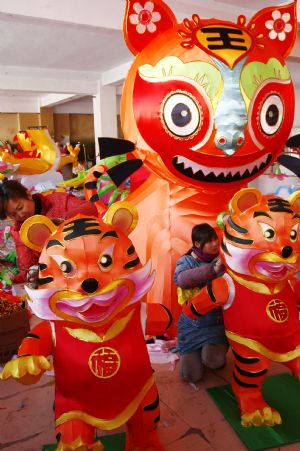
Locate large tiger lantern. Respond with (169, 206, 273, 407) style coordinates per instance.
(0, 202, 172, 450)
(109, 0, 298, 323)
(181, 188, 300, 426)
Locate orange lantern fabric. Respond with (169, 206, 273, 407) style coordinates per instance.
(181, 188, 300, 426)
(0, 202, 172, 450)
(110, 1, 298, 328)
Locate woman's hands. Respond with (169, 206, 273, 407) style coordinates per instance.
(26, 265, 39, 288)
(213, 256, 225, 275)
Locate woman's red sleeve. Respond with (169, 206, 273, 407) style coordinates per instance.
(10, 229, 39, 283)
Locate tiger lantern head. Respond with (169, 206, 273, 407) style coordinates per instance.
(20, 202, 155, 327)
(221, 188, 300, 283)
(122, 1, 297, 189)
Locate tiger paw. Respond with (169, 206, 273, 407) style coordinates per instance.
(241, 406, 282, 427)
(56, 436, 104, 450)
(0, 355, 52, 385)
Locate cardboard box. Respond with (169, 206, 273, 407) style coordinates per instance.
(0, 308, 30, 363)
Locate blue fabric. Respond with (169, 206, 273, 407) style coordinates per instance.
(174, 253, 228, 355)
(178, 310, 228, 355)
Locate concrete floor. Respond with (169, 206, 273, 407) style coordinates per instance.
(1, 342, 300, 450)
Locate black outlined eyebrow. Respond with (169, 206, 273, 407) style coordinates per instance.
(253, 211, 272, 219)
(101, 231, 119, 240)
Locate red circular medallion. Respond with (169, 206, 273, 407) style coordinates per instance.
(88, 346, 121, 379)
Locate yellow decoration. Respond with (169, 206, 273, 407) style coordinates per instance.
(58, 143, 80, 170)
(0, 355, 52, 385)
(49, 279, 135, 327)
(56, 436, 104, 451)
(55, 375, 155, 431)
(105, 201, 139, 235)
(177, 286, 200, 306)
(241, 407, 282, 427)
(227, 269, 286, 295)
(195, 24, 253, 69)
(226, 330, 300, 363)
(88, 346, 121, 379)
(266, 299, 289, 323)
(65, 309, 134, 343)
(20, 215, 57, 253)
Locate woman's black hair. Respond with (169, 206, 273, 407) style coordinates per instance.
(0, 179, 29, 220)
(186, 223, 218, 255)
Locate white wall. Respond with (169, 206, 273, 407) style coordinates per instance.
(53, 97, 93, 114)
(0, 96, 40, 113)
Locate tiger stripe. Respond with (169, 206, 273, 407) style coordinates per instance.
(234, 364, 268, 378)
(232, 349, 259, 364)
(233, 372, 258, 388)
(224, 225, 253, 245)
(144, 394, 159, 411)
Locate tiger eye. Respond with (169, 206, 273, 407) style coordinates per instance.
(264, 229, 275, 239)
(127, 244, 135, 255)
(100, 254, 113, 268)
(60, 261, 73, 273)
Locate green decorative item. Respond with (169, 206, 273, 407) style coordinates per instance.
(0, 224, 19, 287)
(207, 373, 300, 451)
(97, 155, 131, 206)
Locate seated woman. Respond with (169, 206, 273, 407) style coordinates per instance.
(174, 223, 228, 384)
(0, 179, 98, 283)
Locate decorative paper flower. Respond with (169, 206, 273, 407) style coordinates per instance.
(265, 10, 292, 41)
(269, 173, 285, 180)
(129, 1, 161, 34)
(269, 161, 285, 180)
(0, 161, 19, 175)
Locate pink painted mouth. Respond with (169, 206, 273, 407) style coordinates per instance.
(255, 261, 293, 280)
(25, 260, 155, 323)
(57, 285, 128, 323)
(78, 303, 111, 320)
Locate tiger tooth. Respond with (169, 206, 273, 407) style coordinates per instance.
(211, 167, 221, 176)
(174, 153, 270, 181)
(201, 165, 214, 176)
(241, 168, 250, 178)
(190, 162, 200, 174)
(181, 159, 188, 170)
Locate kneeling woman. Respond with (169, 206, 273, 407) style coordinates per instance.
(174, 223, 228, 383)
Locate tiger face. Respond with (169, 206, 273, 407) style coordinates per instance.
(221, 189, 300, 282)
(21, 204, 154, 327)
(122, 1, 297, 189)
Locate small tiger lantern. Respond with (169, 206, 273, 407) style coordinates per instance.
(0, 202, 172, 450)
(181, 188, 300, 426)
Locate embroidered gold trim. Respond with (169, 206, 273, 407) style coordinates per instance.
(227, 269, 285, 295)
(55, 375, 155, 430)
(266, 299, 289, 323)
(64, 309, 135, 343)
(88, 346, 121, 379)
(226, 330, 300, 362)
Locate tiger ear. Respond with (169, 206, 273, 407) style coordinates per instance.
(288, 191, 300, 214)
(247, 1, 297, 60)
(123, 0, 177, 55)
(20, 215, 57, 252)
(104, 201, 138, 235)
(229, 188, 262, 214)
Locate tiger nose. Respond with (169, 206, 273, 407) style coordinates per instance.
(81, 278, 99, 293)
(215, 132, 245, 156)
(282, 246, 293, 258)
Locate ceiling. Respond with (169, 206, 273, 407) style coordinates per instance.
(0, 0, 299, 112)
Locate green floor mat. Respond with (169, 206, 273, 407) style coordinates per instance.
(207, 373, 300, 451)
(43, 431, 125, 450)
